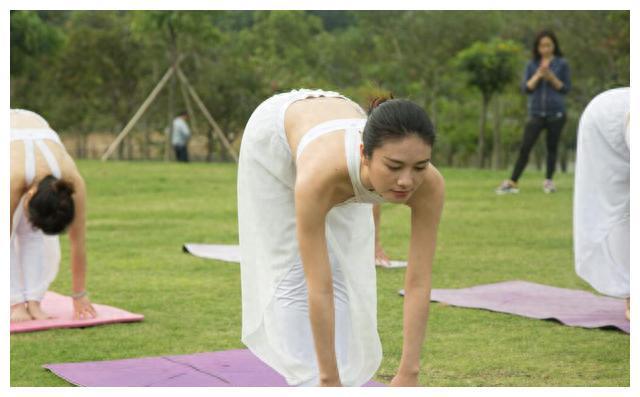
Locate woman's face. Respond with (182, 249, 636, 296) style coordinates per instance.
(363, 134, 432, 203)
(538, 36, 555, 58)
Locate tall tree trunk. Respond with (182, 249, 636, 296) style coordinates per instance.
(477, 95, 489, 168)
(491, 97, 502, 170)
(446, 144, 454, 167)
(166, 73, 175, 162)
(118, 134, 125, 160)
(207, 127, 215, 162)
(165, 23, 178, 162)
(142, 120, 150, 160)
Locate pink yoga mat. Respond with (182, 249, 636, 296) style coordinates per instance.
(400, 280, 629, 333)
(44, 348, 385, 387)
(11, 291, 144, 334)
(183, 243, 407, 268)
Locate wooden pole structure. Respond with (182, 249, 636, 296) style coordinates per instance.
(178, 78, 199, 135)
(101, 56, 183, 161)
(175, 65, 238, 162)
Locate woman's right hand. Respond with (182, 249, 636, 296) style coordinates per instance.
(318, 378, 342, 387)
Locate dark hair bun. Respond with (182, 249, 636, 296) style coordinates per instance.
(28, 175, 76, 235)
(52, 178, 75, 195)
(367, 93, 395, 115)
(363, 98, 435, 158)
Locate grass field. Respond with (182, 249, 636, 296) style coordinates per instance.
(10, 160, 629, 387)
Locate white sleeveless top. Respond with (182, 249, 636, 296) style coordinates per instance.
(10, 109, 64, 185)
(10, 109, 65, 238)
(296, 118, 386, 205)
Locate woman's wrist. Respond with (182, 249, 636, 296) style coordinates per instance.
(397, 358, 421, 377)
(71, 290, 88, 300)
(397, 366, 420, 378)
(319, 372, 341, 386)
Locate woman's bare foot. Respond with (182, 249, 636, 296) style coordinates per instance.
(11, 303, 33, 323)
(625, 298, 630, 321)
(26, 300, 52, 320)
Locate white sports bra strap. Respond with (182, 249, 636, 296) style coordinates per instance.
(34, 140, 62, 179)
(296, 118, 366, 160)
(24, 139, 36, 185)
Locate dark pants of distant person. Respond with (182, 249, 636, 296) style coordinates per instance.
(511, 114, 567, 182)
(174, 145, 189, 162)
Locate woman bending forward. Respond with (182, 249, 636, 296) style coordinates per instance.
(238, 89, 443, 386)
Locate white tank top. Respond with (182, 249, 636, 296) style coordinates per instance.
(296, 118, 385, 205)
(10, 125, 64, 185)
(10, 109, 65, 239)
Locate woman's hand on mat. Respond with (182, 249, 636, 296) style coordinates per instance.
(390, 372, 419, 387)
(73, 296, 97, 320)
(375, 243, 391, 267)
(318, 378, 342, 387)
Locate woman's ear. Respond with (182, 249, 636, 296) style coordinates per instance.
(360, 143, 369, 166)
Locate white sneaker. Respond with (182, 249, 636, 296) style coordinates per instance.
(543, 179, 556, 194)
(496, 180, 519, 195)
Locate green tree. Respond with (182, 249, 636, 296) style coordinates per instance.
(10, 11, 66, 116)
(53, 11, 147, 157)
(456, 39, 521, 168)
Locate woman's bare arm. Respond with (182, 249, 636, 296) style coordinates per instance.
(67, 173, 88, 294)
(66, 171, 97, 319)
(294, 147, 349, 386)
(10, 179, 23, 234)
(393, 166, 444, 386)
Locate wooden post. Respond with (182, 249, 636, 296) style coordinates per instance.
(175, 66, 238, 162)
(101, 61, 179, 161)
(179, 79, 199, 135)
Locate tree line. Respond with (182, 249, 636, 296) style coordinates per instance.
(10, 10, 629, 168)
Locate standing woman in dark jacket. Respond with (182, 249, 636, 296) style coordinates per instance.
(496, 30, 571, 194)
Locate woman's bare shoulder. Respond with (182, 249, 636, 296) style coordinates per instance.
(408, 164, 445, 210)
(294, 138, 353, 206)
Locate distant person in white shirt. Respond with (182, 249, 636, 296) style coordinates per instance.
(573, 87, 630, 320)
(172, 111, 191, 162)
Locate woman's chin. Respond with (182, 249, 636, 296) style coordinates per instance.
(383, 191, 412, 203)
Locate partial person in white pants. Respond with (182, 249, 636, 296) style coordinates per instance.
(10, 109, 96, 323)
(238, 89, 444, 387)
(573, 87, 630, 319)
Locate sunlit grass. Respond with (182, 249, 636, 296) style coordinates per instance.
(10, 161, 628, 386)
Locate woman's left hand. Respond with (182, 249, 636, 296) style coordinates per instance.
(73, 295, 97, 320)
(390, 372, 419, 387)
(541, 66, 557, 81)
(375, 243, 391, 267)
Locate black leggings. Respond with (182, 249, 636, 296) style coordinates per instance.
(511, 114, 567, 182)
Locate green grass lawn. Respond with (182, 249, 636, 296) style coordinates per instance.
(10, 160, 629, 387)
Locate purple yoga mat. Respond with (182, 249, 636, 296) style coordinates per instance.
(183, 243, 407, 268)
(44, 349, 385, 387)
(400, 280, 629, 333)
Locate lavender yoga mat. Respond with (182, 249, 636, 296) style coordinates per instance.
(11, 291, 144, 334)
(183, 243, 241, 263)
(183, 243, 407, 268)
(44, 349, 385, 387)
(399, 280, 629, 333)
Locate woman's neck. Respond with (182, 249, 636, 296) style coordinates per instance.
(359, 158, 374, 191)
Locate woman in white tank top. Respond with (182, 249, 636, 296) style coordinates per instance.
(238, 89, 444, 386)
(10, 109, 96, 323)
